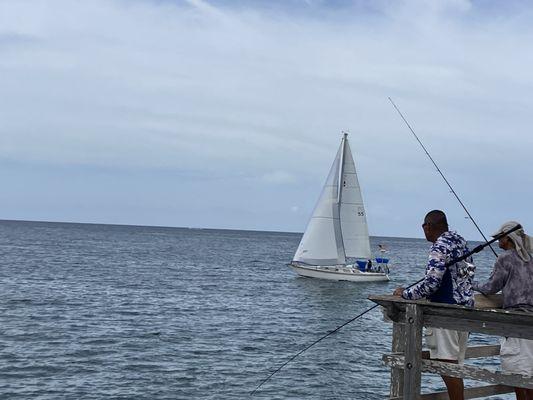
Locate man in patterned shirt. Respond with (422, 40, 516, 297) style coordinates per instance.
(393, 210, 475, 400)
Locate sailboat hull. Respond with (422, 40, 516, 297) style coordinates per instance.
(289, 263, 389, 282)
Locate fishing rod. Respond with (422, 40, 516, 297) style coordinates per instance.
(250, 224, 521, 396)
(388, 97, 498, 258)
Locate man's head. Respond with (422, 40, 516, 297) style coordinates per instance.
(422, 210, 449, 243)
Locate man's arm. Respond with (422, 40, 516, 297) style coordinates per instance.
(472, 258, 507, 295)
(402, 248, 447, 300)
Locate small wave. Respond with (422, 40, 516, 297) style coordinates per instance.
(240, 346, 259, 352)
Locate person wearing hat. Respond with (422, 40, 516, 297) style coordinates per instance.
(473, 221, 533, 400)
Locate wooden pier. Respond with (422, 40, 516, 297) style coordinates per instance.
(369, 294, 533, 400)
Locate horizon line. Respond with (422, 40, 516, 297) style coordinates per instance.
(0, 218, 422, 240)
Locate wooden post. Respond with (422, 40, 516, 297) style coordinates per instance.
(404, 303, 423, 400)
(370, 295, 533, 399)
(391, 322, 405, 398)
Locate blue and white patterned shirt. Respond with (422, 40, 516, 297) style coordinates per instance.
(402, 231, 475, 307)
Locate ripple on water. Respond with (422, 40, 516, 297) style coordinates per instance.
(0, 222, 511, 399)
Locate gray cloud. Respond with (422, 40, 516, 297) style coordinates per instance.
(0, 0, 532, 237)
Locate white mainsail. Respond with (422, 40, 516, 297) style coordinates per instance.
(293, 133, 371, 265)
(339, 137, 371, 259)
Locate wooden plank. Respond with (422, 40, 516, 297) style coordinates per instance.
(383, 354, 533, 389)
(389, 384, 513, 400)
(391, 322, 405, 398)
(419, 345, 500, 361)
(370, 295, 532, 321)
(381, 300, 404, 323)
(465, 345, 500, 359)
(424, 314, 533, 340)
(368, 295, 533, 339)
(386, 309, 533, 339)
(474, 294, 503, 309)
(403, 304, 423, 400)
(419, 304, 533, 326)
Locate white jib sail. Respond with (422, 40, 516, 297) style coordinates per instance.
(340, 137, 371, 259)
(293, 141, 346, 266)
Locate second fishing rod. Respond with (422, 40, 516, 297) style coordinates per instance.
(388, 97, 498, 258)
(250, 223, 521, 395)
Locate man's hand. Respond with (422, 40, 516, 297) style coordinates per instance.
(393, 287, 405, 297)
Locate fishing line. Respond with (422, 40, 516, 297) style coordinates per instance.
(250, 224, 521, 396)
(388, 97, 498, 258)
(250, 303, 380, 396)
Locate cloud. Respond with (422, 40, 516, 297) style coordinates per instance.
(261, 170, 296, 184)
(0, 0, 532, 235)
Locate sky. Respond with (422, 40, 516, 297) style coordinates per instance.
(0, 0, 532, 239)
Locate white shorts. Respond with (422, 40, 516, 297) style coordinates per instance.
(500, 337, 533, 375)
(425, 328, 468, 363)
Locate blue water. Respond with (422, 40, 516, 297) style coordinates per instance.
(0, 220, 510, 399)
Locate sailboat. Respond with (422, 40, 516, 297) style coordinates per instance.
(289, 132, 390, 282)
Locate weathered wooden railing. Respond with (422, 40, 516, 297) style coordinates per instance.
(369, 294, 533, 400)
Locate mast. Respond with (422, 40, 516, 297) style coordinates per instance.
(337, 132, 348, 263)
(337, 132, 347, 204)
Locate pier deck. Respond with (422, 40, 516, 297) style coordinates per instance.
(369, 294, 533, 400)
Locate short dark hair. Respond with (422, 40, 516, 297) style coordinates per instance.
(424, 210, 448, 229)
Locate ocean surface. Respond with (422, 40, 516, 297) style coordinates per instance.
(0, 220, 512, 399)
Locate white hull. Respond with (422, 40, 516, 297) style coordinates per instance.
(289, 263, 389, 282)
